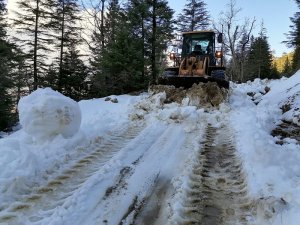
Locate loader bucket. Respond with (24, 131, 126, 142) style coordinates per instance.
(158, 76, 229, 89)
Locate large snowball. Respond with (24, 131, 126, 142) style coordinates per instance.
(18, 88, 81, 140)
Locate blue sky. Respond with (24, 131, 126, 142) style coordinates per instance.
(168, 0, 297, 57)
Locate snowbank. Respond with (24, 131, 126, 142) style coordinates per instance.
(79, 94, 147, 138)
(230, 73, 300, 225)
(18, 88, 81, 140)
(261, 72, 300, 125)
(0, 88, 87, 204)
(0, 91, 145, 207)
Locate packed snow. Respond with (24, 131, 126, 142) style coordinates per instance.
(0, 72, 299, 225)
(18, 88, 82, 140)
(230, 72, 300, 224)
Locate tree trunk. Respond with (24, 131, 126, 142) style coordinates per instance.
(16, 63, 22, 113)
(191, 0, 195, 31)
(101, 0, 105, 49)
(59, 0, 65, 91)
(151, 0, 157, 81)
(141, 14, 145, 81)
(33, 0, 40, 90)
(240, 61, 244, 82)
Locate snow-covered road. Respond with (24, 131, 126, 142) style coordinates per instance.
(0, 73, 300, 225)
(0, 120, 203, 225)
(0, 110, 258, 225)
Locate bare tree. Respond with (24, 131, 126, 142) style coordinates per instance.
(80, 0, 106, 51)
(238, 18, 255, 81)
(214, 0, 255, 82)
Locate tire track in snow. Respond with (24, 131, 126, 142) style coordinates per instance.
(127, 175, 171, 225)
(77, 125, 188, 225)
(130, 126, 203, 225)
(0, 124, 144, 225)
(91, 125, 179, 225)
(179, 124, 254, 225)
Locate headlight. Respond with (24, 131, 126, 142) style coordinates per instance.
(169, 53, 175, 60)
(215, 51, 223, 58)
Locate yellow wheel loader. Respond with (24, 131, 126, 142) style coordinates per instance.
(158, 30, 229, 89)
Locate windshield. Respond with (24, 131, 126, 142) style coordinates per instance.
(181, 32, 215, 57)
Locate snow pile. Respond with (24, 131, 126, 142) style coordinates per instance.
(132, 91, 199, 130)
(132, 90, 228, 131)
(80, 94, 147, 138)
(0, 87, 86, 204)
(149, 82, 228, 108)
(18, 88, 81, 140)
(0, 90, 145, 207)
(261, 72, 300, 125)
(131, 92, 166, 121)
(231, 73, 300, 126)
(230, 73, 300, 225)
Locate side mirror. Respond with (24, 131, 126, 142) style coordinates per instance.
(217, 33, 223, 43)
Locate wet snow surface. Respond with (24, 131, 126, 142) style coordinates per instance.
(0, 72, 300, 225)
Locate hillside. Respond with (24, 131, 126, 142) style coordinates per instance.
(273, 51, 294, 73)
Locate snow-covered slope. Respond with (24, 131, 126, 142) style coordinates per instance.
(0, 72, 299, 225)
(230, 72, 300, 224)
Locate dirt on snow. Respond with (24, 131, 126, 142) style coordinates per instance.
(149, 82, 228, 108)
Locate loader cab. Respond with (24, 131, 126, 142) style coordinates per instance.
(181, 31, 215, 58)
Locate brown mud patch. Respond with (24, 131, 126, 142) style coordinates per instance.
(271, 120, 300, 145)
(149, 82, 228, 107)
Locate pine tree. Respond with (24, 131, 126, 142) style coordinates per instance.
(90, 0, 124, 96)
(0, 0, 6, 37)
(177, 0, 210, 32)
(101, 20, 141, 94)
(273, 52, 294, 73)
(292, 47, 300, 71)
(90, 0, 173, 95)
(40, 0, 89, 100)
(12, 0, 53, 90)
(0, 0, 15, 130)
(60, 41, 89, 100)
(44, 63, 59, 88)
(245, 30, 273, 80)
(89, 0, 107, 97)
(282, 56, 293, 76)
(48, 0, 84, 95)
(89, 0, 106, 68)
(105, 0, 122, 43)
(126, 0, 150, 82)
(286, 0, 300, 72)
(270, 61, 280, 79)
(93, 1, 146, 95)
(147, 0, 174, 81)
